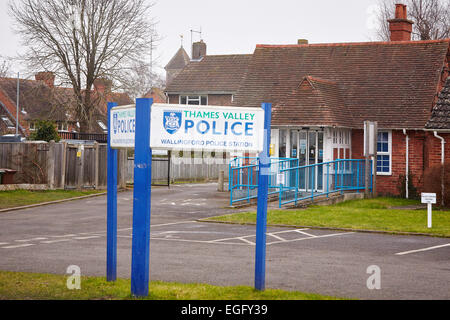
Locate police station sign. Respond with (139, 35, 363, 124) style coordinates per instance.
(110, 104, 136, 148)
(151, 104, 264, 152)
(110, 103, 265, 152)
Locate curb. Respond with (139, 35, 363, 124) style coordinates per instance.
(196, 218, 450, 239)
(0, 191, 114, 213)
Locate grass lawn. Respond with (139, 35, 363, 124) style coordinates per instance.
(0, 189, 104, 210)
(204, 197, 450, 237)
(0, 271, 343, 300)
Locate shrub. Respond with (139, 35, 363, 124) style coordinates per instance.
(423, 163, 450, 208)
(397, 173, 419, 200)
(29, 120, 60, 142)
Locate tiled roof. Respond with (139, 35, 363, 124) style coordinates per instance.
(232, 40, 450, 129)
(165, 54, 252, 94)
(425, 77, 450, 130)
(0, 77, 72, 122)
(273, 76, 354, 127)
(165, 47, 190, 70)
(0, 77, 133, 131)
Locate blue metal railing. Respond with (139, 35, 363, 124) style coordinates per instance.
(229, 157, 298, 206)
(278, 159, 372, 207)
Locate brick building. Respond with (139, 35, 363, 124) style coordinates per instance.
(165, 4, 449, 198)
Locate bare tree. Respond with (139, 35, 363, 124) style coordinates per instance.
(0, 56, 11, 78)
(375, 0, 450, 41)
(122, 60, 166, 100)
(10, 0, 158, 132)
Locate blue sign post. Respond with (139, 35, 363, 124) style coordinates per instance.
(254, 102, 271, 291)
(107, 102, 118, 282)
(131, 98, 153, 296)
(106, 98, 268, 296)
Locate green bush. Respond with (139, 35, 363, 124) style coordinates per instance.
(29, 120, 60, 142)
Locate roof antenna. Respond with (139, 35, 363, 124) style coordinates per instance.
(190, 27, 202, 57)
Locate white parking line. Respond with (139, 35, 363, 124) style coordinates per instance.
(267, 232, 355, 245)
(395, 243, 450, 256)
(0, 242, 9, 246)
(15, 237, 48, 242)
(294, 230, 318, 238)
(73, 236, 102, 240)
(2, 243, 35, 249)
(41, 239, 72, 244)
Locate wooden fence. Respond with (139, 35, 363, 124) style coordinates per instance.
(0, 142, 127, 189)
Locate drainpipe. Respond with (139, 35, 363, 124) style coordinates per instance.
(403, 129, 409, 199)
(433, 131, 446, 207)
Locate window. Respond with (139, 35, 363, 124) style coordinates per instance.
(57, 122, 69, 132)
(1, 116, 14, 129)
(29, 121, 36, 131)
(376, 131, 391, 175)
(179, 95, 207, 105)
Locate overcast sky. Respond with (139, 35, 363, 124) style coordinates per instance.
(0, 0, 382, 78)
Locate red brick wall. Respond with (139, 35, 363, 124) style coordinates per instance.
(425, 131, 450, 169)
(207, 94, 233, 106)
(351, 129, 427, 196)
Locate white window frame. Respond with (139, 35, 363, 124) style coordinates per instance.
(376, 130, 392, 176)
(179, 95, 208, 105)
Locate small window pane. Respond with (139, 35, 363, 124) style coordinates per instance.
(201, 96, 207, 105)
(180, 96, 187, 104)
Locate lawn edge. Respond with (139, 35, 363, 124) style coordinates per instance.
(0, 191, 114, 213)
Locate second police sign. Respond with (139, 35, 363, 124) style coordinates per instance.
(110, 103, 265, 153)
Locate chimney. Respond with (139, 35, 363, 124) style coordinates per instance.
(388, 4, 414, 41)
(35, 72, 55, 88)
(94, 78, 112, 93)
(297, 39, 308, 45)
(192, 40, 207, 60)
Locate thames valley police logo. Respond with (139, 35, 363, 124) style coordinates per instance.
(163, 111, 182, 134)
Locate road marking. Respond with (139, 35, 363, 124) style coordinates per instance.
(267, 232, 355, 245)
(73, 236, 102, 240)
(50, 234, 77, 238)
(151, 221, 197, 228)
(2, 243, 35, 249)
(267, 233, 286, 241)
(41, 239, 72, 244)
(294, 230, 318, 238)
(395, 243, 450, 256)
(0, 242, 10, 246)
(15, 237, 48, 242)
(238, 237, 255, 245)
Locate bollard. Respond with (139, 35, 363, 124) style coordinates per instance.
(218, 170, 224, 192)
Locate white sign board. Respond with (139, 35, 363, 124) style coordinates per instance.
(110, 103, 265, 152)
(150, 104, 265, 152)
(421, 193, 437, 204)
(110, 105, 136, 148)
